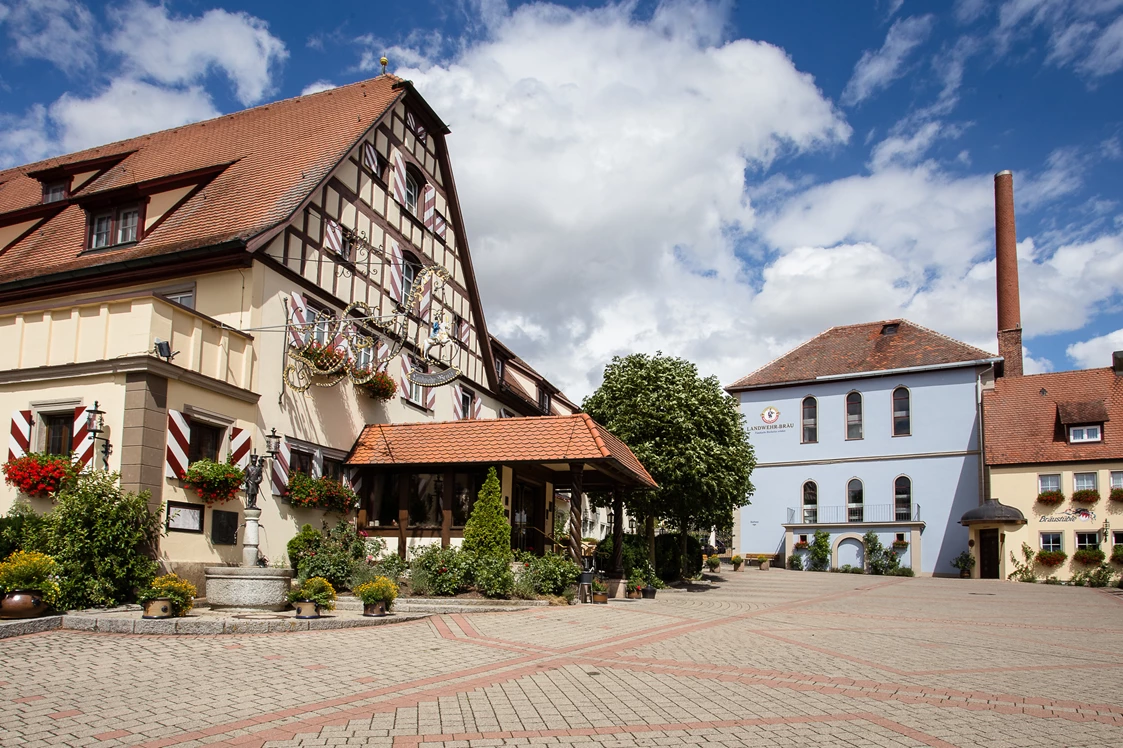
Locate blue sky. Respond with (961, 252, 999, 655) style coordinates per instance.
(2, 0, 1123, 398)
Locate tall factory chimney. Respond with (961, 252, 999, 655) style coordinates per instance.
(994, 170, 1023, 378)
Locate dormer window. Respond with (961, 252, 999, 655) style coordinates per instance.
(539, 389, 551, 413)
(43, 181, 68, 203)
(1069, 425, 1102, 443)
(88, 204, 142, 250)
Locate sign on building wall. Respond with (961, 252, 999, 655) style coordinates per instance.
(748, 405, 794, 435)
(1040, 508, 1096, 523)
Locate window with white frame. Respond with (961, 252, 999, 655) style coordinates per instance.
(1112, 471, 1123, 492)
(161, 288, 195, 309)
(88, 204, 141, 249)
(802, 481, 817, 523)
(1074, 472, 1098, 492)
(405, 172, 419, 214)
(1076, 532, 1099, 550)
(1069, 425, 1102, 443)
(801, 396, 817, 443)
(1040, 533, 1062, 552)
(461, 387, 475, 420)
(1038, 474, 1060, 493)
(408, 357, 425, 405)
(846, 392, 863, 440)
(1114, 530, 1123, 546)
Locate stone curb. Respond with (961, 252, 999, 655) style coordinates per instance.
(47, 612, 428, 636)
(0, 615, 62, 639)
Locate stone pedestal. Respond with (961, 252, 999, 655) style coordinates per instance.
(204, 567, 293, 610)
(242, 508, 262, 568)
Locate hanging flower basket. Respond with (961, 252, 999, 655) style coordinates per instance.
(353, 369, 397, 401)
(1036, 491, 1065, 505)
(182, 459, 244, 504)
(300, 341, 347, 373)
(1071, 489, 1100, 503)
(287, 472, 358, 513)
(1073, 548, 1105, 566)
(2, 453, 78, 498)
(1036, 550, 1067, 567)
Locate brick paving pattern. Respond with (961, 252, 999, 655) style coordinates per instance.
(3, 571, 1123, 747)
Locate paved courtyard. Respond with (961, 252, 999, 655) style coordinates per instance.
(4, 569, 1123, 747)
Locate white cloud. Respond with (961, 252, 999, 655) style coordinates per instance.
(301, 80, 336, 95)
(868, 120, 962, 170)
(842, 15, 935, 106)
(106, 1, 288, 105)
(1022, 347, 1054, 374)
(1067, 328, 1123, 368)
(49, 79, 219, 153)
(0, 0, 95, 70)
(995, 0, 1123, 79)
(954, 0, 989, 25)
(0, 104, 53, 168)
(389, 1, 849, 397)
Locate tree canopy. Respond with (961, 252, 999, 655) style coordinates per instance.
(582, 353, 755, 572)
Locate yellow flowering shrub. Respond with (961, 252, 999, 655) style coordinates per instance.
(354, 577, 398, 610)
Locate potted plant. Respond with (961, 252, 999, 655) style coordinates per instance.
(590, 577, 609, 604)
(793, 540, 810, 551)
(757, 554, 771, 571)
(1036, 490, 1065, 506)
(892, 539, 909, 551)
(626, 569, 645, 599)
(1073, 548, 1106, 566)
(137, 573, 197, 619)
(354, 576, 398, 616)
(287, 472, 359, 513)
(1, 452, 78, 498)
(0, 550, 61, 619)
(1072, 489, 1100, 503)
(1036, 550, 1067, 568)
(951, 550, 975, 578)
(787, 554, 804, 570)
(705, 555, 721, 573)
(731, 555, 743, 571)
(182, 458, 244, 504)
(354, 369, 397, 401)
(288, 576, 336, 618)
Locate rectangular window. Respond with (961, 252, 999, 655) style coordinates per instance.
(187, 421, 223, 464)
(162, 289, 195, 309)
(322, 457, 343, 482)
(365, 473, 399, 527)
(461, 387, 475, 420)
(88, 205, 141, 249)
(539, 390, 551, 413)
(407, 358, 425, 405)
(43, 182, 67, 203)
(116, 208, 139, 243)
(1113, 472, 1123, 490)
(1038, 474, 1060, 493)
(43, 413, 73, 456)
(1076, 532, 1099, 550)
(1069, 425, 1102, 443)
(1040, 533, 1062, 552)
(91, 214, 112, 248)
(290, 450, 313, 476)
(1074, 472, 1097, 492)
(408, 472, 443, 526)
(1113, 530, 1123, 546)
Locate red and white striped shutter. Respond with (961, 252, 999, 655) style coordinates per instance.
(388, 241, 404, 305)
(362, 142, 379, 173)
(452, 384, 464, 420)
(312, 448, 324, 479)
(324, 218, 343, 255)
(288, 292, 309, 347)
(458, 318, 470, 345)
(271, 440, 291, 496)
(391, 151, 408, 205)
(9, 410, 31, 461)
(472, 396, 483, 420)
(422, 185, 436, 231)
(425, 383, 437, 411)
(433, 212, 447, 241)
(165, 409, 190, 479)
(331, 319, 352, 360)
(376, 339, 390, 367)
(72, 405, 95, 471)
(344, 466, 363, 496)
(399, 355, 412, 398)
(229, 427, 251, 470)
(419, 274, 432, 323)
(405, 111, 426, 144)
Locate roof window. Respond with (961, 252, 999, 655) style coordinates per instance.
(881, 323, 899, 335)
(42, 180, 68, 204)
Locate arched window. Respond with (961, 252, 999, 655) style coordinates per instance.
(404, 171, 420, 214)
(847, 478, 864, 522)
(802, 481, 817, 523)
(895, 476, 912, 520)
(846, 391, 863, 440)
(801, 397, 817, 443)
(893, 387, 911, 436)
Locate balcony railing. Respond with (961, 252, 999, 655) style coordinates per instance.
(785, 503, 921, 525)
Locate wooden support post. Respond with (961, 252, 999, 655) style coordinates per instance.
(611, 489, 624, 578)
(568, 463, 584, 566)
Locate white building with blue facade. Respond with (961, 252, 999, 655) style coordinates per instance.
(726, 320, 999, 576)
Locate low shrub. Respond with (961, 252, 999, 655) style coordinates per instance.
(1073, 548, 1106, 566)
(1071, 489, 1100, 503)
(1036, 490, 1065, 505)
(473, 555, 515, 598)
(353, 577, 398, 609)
(864, 532, 900, 576)
(1071, 563, 1115, 588)
(653, 533, 702, 581)
(2, 453, 78, 498)
(0, 502, 49, 559)
(1044, 576, 1062, 585)
(1112, 545, 1123, 565)
(627, 566, 646, 593)
(0, 550, 61, 608)
(181, 458, 243, 504)
(705, 554, 721, 571)
(290, 522, 366, 589)
(1008, 542, 1037, 583)
(286, 524, 322, 571)
(527, 552, 581, 596)
(787, 554, 804, 570)
(951, 550, 976, 572)
(730, 554, 743, 566)
(137, 574, 197, 616)
(288, 576, 336, 610)
(1036, 550, 1067, 567)
(886, 567, 915, 577)
(410, 544, 469, 596)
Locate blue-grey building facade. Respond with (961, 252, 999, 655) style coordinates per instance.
(727, 321, 998, 576)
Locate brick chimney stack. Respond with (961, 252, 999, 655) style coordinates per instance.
(994, 170, 1023, 378)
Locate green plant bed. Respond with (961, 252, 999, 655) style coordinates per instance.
(1074, 548, 1106, 565)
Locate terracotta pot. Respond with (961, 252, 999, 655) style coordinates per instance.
(0, 590, 49, 619)
(142, 598, 173, 619)
(959, 569, 971, 579)
(363, 601, 387, 617)
(759, 561, 770, 571)
(626, 589, 642, 600)
(591, 592, 609, 604)
(641, 586, 656, 599)
(293, 600, 320, 619)
(732, 563, 742, 572)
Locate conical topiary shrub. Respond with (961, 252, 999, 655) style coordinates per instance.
(462, 467, 512, 563)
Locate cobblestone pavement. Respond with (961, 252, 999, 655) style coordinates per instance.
(4, 570, 1123, 747)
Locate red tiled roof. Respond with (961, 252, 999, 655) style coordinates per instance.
(726, 319, 996, 391)
(346, 414, 656, 488)
(0, 76, 404, 285)
(984, 368, 1123, 466)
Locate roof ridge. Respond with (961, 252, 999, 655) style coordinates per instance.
(578, 412, 611, 458)
(727, 325, 841, 388)
(899, 319, 995, 358)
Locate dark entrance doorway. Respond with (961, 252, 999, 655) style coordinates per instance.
(979, 529, 1000, 579)
(512, 481, 543, 553)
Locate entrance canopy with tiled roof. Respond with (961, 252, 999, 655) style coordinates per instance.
(347, 414, 657, 490)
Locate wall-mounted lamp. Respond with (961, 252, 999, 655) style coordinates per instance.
(86, 401, 111, 470)
(629, 517, 637, 534)
(1103, 519, 1111, 545)
(153, 338, 179, 363)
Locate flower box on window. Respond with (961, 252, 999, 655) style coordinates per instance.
(891, 540, 909, 550)
(1, 453, 78, 498)
(793, 541, 809, 551)
(1071, 489, 1100, 503)
(287, 472, 358, 514)
(1036, 491, 1065, 505)
(182, 458, 244, 504)
(1036, 550, 1067, 567)
(1110, 488, 1123, 502)
(353, 369, 396, 401)
(1073, 548, 1105, 566)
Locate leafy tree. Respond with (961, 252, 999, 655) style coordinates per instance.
(862, 531, 900, 575)
(462, 467, 511, 563)
(808, 530, 831, 571)
(583, 353, 755, 578)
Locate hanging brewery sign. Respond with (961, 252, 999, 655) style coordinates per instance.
(406, 367, 461, 387)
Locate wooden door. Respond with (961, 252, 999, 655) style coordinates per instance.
(979, 529, 1000, 579)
